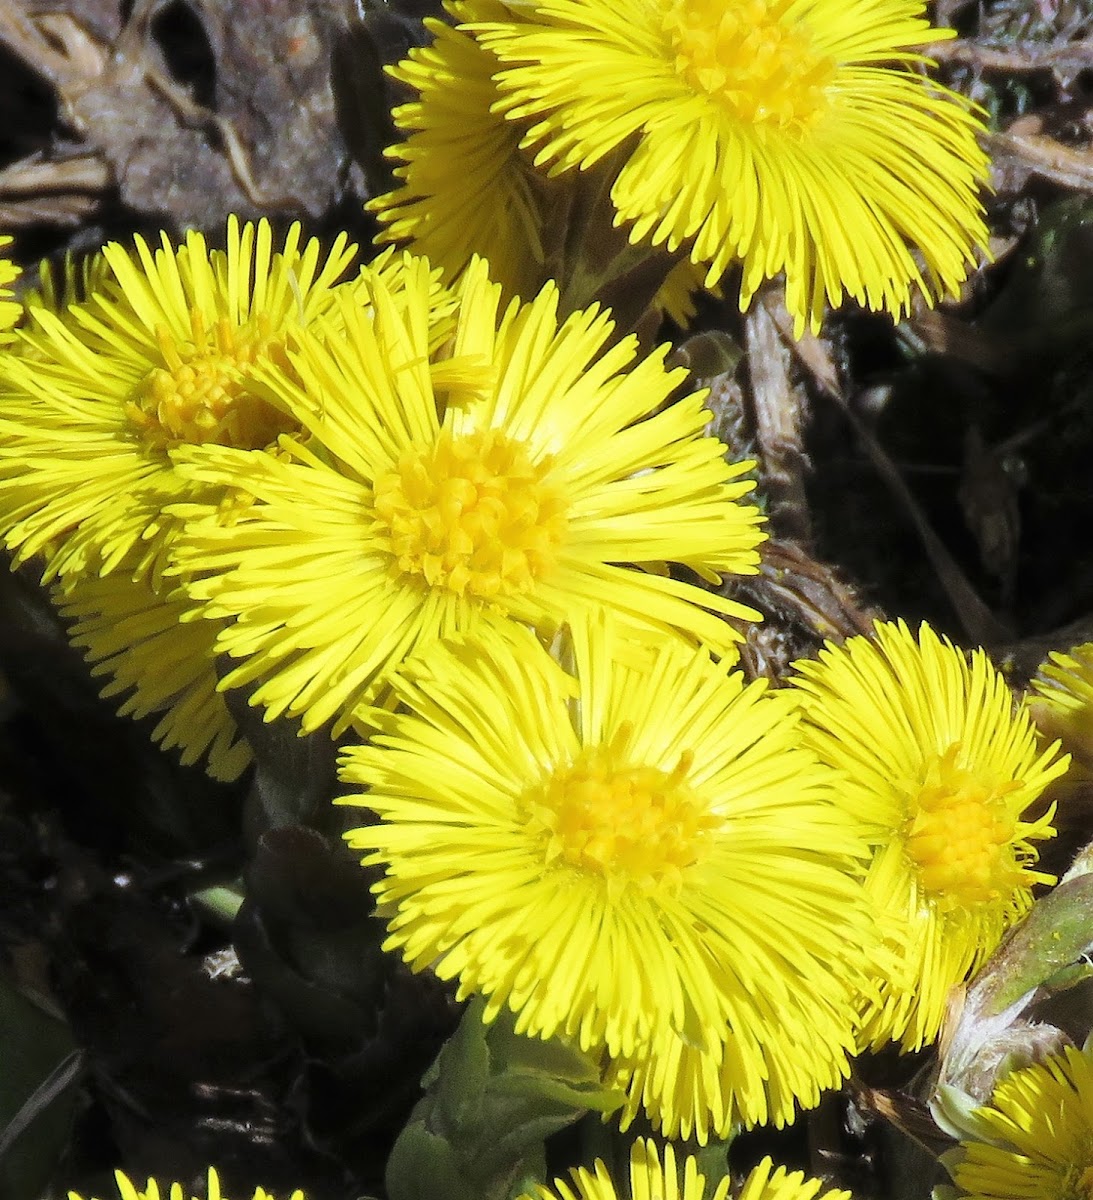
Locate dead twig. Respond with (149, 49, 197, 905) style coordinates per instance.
(764, 306, 1013, 648)
(927, 37, 1093, 75)
(0, 153, 109, 195)
(988, 128, 1093, 192)
(0, 152, 109, 225)
(743, 291, 813, 544)
(0, 0, 77, 85)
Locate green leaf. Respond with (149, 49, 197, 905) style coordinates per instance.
(386, 999, 625, 1200)
(937, 872, 1093, 1099)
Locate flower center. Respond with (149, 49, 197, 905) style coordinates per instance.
(663, 0, 835, 131)
(373, 428, 568, 599)
(127, 309, 297, 450)
(904, 744, 1022, 908)
(524, 727, 717, 896)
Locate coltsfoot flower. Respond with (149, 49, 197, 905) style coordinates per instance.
(370, 1, 714, 324)
(171, 256, 765, 735)
(341, 617, 874, 1138)
(791, 620, 1067, 1053)
(68, 1166, 303, 1200)
(737, 1158, 852, 1200)
(1029, 642, 1093, 770)
(473, 0, 990, 335)
(370, 1, 548, 302)
(522, 1139, 852, 1200)
(942, 1039, 1093, 1200)
(0, 216, 361, 583)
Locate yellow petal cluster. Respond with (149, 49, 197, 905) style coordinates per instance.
(469, 0, 989, 335)
(341, 616, 874, 1139)
(53, 562, 251, 781)
(1029, 642, 1093, 770)
(0, 233, 21, 342)
(791, 620, 1067, 1052)
(521, 1139, 852, 1200)
(945, 1040, 1093, 1199)
(369, 0, 714, 323)
(370, 0, 548, 302)
(171, 256, 764, 735)
(0, 216, 360, 582)
(0, 218, 368, 778)
(68, 1166, 303, 1200)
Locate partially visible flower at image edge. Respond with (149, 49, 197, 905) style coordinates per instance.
(370, 0, 719, 324)
(790, 620, 1067, 1053)
(0, 217, 378, 777)
(0, 233, 22, 340)
(0, 215, 361, 584)
(340, 615, 875, 1139)
(472, 0, 990, 336)
(1029, 642, 1093, 770)
(171, 256, 765, 737)
(521, 1139, 853, 1200)
(67, 1165, 303, 1200)
(370, 0, 548, 303)
(941, 1038, 1093, 1200)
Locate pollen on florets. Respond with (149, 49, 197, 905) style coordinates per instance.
(373, 428, 568, 599)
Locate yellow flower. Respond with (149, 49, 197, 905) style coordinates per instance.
(370, 1, 713, 324)
(54, 560, 251, 782)
(945, 1041, 1093, 1200)
(0, 216, 360, 583)
(340, 616, 873, 1139)
(790, 620, 1067, 1053)
(68, 1166, 303, 1200)
(170, 256, 765, 735)
(522, 1139, 851, 1200)
(472, 0, 990, 336)
(370, 1, 548, 303)
(737, 1158, 852, 1200)
(657, 257, 724, 328)
(1029, 642, 1093, 769)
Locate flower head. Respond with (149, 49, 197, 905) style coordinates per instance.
(521, 1140, 851, 1200)
(737, 1158, 853, 1200)
(1029, 642, 1093, 770)
(370, 2, 714, 323)
(472, 0, 989, 335)
(370, 1, 548, 302)
(54, 560, 251, 781)
(341, 615, 873, 1137)
(68, 1166, 303, 1200)
(171, 256, 765, 735)
(944, 1040, 1093, 1200)
(0, 216, 360, 583)
(790, 620, 1067, 1052)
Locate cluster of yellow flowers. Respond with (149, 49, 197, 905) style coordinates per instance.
(0, 210, 1069, 1142)
(69, 1143, 854, 1200)
(1, 1, 1089, 1197)
(69, 1033, 1093, 1200)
